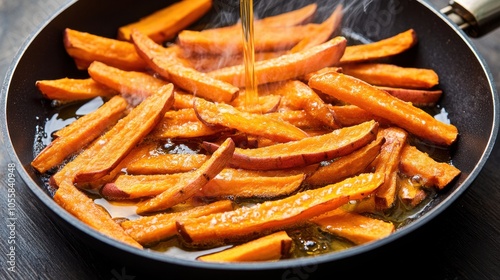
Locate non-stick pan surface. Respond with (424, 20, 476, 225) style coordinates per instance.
(1, 0, 498, 276)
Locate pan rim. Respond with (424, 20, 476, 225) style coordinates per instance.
(1, 0, 498, 271)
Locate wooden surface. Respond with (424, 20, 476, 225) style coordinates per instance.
(1, 0, 499, 279)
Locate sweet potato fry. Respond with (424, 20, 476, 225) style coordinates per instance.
(54, 180, 142, 249)
(101, 173, 184, 200)
(269, 80, 340, 129)
(120, 200, 234, 246)
(202, 120, 379, 170)
(131, 29, 239, 103)
(149, 108, 230, 139)
(177, 24, 322, 56)
(290, 4, 343, 53)
(370, 127, 408, 210)
(117, 0, 212, 43)
(309, 72, 458, 146)
(63, 28, 147, 71)
(32, 96, 128, 173)
(135, 138, 235, 214)
(305, 136, 384, 186)
(126, 153, 209, 175)
(197, 231, 293, 262)
(51, 84, 174, 186)
(35, 78, 117, 101)
(340, 29, 418, 64)
(399, 144, 461, 190)
(194, 97, 308, 142)
(342, 63, 439, 89)
(311, 208, 394, 245)
(88, 61, 168, 100)
(194, 169, 305, 199)
(208, 36, 347, 87)
(82, 141, 160, 190)
(377, 86, 442, 107)
(177, 172, 383, 247)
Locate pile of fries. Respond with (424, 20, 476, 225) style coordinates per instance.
(32, 0, 461, 262)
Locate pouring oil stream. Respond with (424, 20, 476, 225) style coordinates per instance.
(240, 0, 260, 112)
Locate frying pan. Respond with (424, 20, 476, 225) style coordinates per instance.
(1, 0, 499, 277)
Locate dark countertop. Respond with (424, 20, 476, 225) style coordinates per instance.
(1, 0, 499, 279)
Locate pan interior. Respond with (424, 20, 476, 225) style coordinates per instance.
(2, 0, 497, 269)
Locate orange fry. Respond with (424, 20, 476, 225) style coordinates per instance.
(197, 231, 293, 262)
(32, 96, 128, 173)
(54, 181, 142, 249)
(88, 61, 168, 100)
(193, 97, 308, 142)
(305, 136, 384, 186)
(202, 120, 379, 170)
(342, 63, 439, 89)
(377, 86, 442, 107)
(340, 29, 417, 64)
(311, 208, 394, 245)
(121, 200, 234, 246)
(131, 29, 239, 103)
(51, 84, 174, 186)
(35, 78, 116, 101)
(309, 72, 458, 146)
(208, 36, 347, 87)
(63, 28, 147, 71)
(177, 172, 383, 247)
(117, 0, 212, 43)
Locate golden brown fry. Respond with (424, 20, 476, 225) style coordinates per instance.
(309, 72, 458, 146)
(32, 96, 128, 173)
(208, 36, 347, 87)
(136, 138, 235, 214)
(131, 29, 239, 103)
(202, 120, 379, 170)
(117, 0, 212, 43)
(305, 136, 384, 186)
(197, 231, 293, 262)
(193, 97, 308, 143)
(177, 173, 383, 247)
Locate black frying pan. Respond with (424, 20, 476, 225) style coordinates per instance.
(1, 0, 499, 277)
